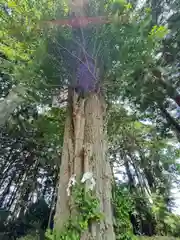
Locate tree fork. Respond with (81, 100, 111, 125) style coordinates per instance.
(54, 89, 115, 239)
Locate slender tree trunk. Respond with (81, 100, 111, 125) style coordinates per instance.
(158, 77, 180, 107)
(151, 0, 161, 25)
(55, 91, 115, 239)
(0, 171, 15, 207)
(0, 85, 25, 127)
(151, 68, 180, 107)
(39, 228, 45, 240)
(0, 153, 20, 188)
(6, 169, 25, 210)
(124, 156, 134, 189)
(159, 105, 180, 137)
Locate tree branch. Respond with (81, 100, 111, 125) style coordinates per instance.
(0, 85, 26, 127)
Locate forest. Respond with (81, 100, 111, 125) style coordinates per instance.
(1, 0, 180, 239)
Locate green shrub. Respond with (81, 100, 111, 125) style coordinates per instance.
(18, 234, 39, 240)
(138, 236, 180, 240)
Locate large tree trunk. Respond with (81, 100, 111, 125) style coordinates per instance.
(54, 90, 115, 239)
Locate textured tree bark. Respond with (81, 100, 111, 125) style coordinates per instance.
(54, 90, 115, 239)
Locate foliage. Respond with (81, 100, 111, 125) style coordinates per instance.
(19, 233, 39, 240)
(25, 198, 50, 230)
(113, 183, 137, 240)
(138, 237, 180, 240)
(151, 195, 180, 237)
(45, 182, 103, 240)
